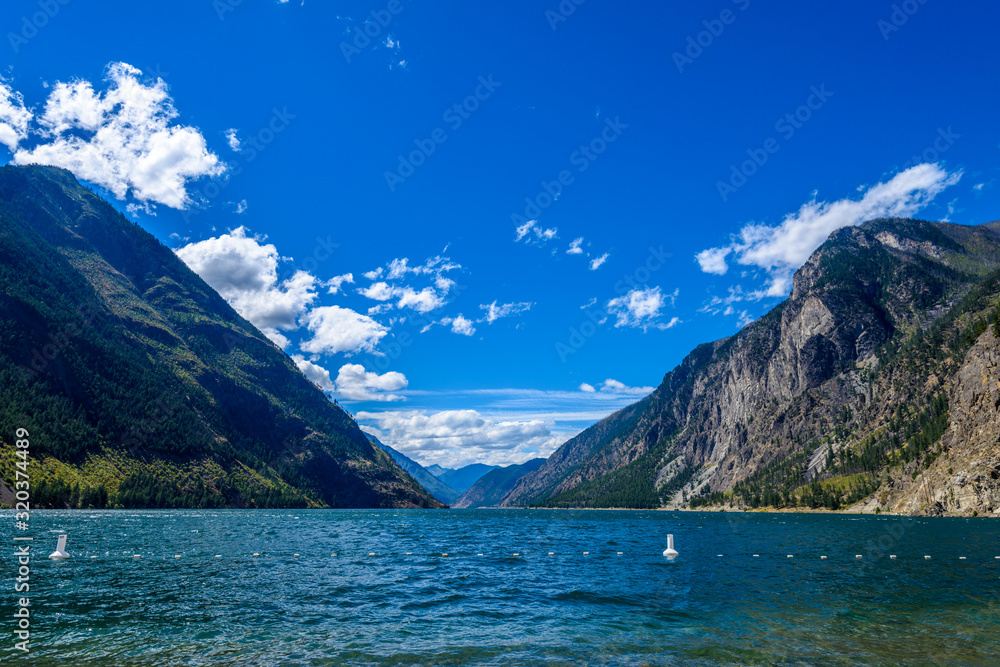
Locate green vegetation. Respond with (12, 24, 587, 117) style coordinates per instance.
(0, 166, 438, 509)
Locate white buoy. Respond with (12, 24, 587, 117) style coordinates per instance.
(478, 553, 484, 557)
(441, 553, 448, 557)
(890, 555, 897, 559)
(293, 553, 300, 557)
(959, 556, 967, 560)
(174, 555, 181, 559)
(753, 554, 759, 557)
(405, 552, 412, 556)
(717, 554, 723, 557)
(368, 552, 375, 557)
(548, 552, 554, 556)
(820, 556, 827, 560)
(48, 534, 70, 559)
(215, 555, 222, 558)
(253, 553, 260, 558)
(662, 534, 679, 558)
(513, 553, 520, 557)
(582, 551, 589, 556)
(133, 554, 141, 559)
(924, 555, 931, 560)
(617, 552, 623, 555)
(787, 555, 794, 558)
(856, 555, 863, 559)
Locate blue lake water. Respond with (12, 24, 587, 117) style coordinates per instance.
(2, 509, 999, 665)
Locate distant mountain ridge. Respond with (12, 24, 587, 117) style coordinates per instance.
(0, 165, 440, 509)
(497, 217, 1000, 517)
(428, 463, 501, 494)
(366, 434, 461, 504)
(453, 458, 545, 508)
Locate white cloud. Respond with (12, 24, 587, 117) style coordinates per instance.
(589, 252, 610, 270)
(326, 273, 354, 295)
(300, 306, 388, 356)
(598, 379, 656, 396)
(13, 62, 224, 209)
(695, 246, 732, 275)
(567, 237, 584, 255)
(695, 164, 962, 296)
(234, 199, 247, 214)
(606, 286, 678, 331)
(358, 283, 446, 313)
(291, 355, 335, 391)
(578, 383, 596, 393)
(224, 128, 241, 152)
(396, 286, 446, 313)
(358, 281, 394, 301)
(357, 409, 560, 468)
(480, 300, 533, 324)
(514, 219, 557, 244)
(443, 314, 476, 336)
(356, 255, 459, 313)
(334, 363, 407, 402)
(175, 227, 317, 347)
(0, 79, 31, 151)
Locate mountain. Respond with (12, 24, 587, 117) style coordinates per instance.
(0, 165, 441, 509)
(452, 458, 546, 508)
(366, 434, 461, 504)
(498, 217, 1000, 517)
(429, 463, 501, 494)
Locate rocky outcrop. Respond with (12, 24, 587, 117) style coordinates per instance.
(499, 218, 1000, 511)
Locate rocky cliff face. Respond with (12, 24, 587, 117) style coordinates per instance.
(500, 218, 1000, 515)
(858, 327, 1000, 516)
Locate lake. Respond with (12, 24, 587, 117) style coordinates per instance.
(2, 509, 999, 665)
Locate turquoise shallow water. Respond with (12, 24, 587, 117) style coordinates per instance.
(1, 509, 999, 665)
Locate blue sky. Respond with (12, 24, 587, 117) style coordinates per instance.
(2, 0, 997, 467)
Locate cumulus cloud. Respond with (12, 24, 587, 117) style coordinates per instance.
(357, 409, 560, 467)
(0, 79, 31, 151)
(357, 255, 459, 314)
(606, 286, 679, 331)
(175, 227, 317, 347)
(335, 363, 408, 401)
(578, 382, 596, 393)
(300, 305, 388, 356)
(567, 237, 584, 255)
(514, 219, 557, 244)
(325, 273, 354, 295)
(444, 314, 476, 336)
(480, 300, 533, 324)
(695, 164, 962, 296)
(589, 252, 610, 270)
(12, 62, 224, 209)
(224, 128, 241, 152)
(291, 354, 335, 391)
